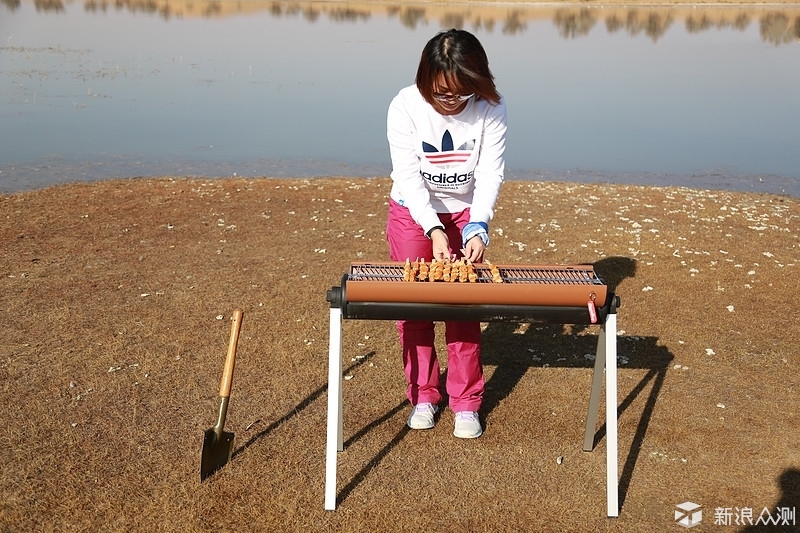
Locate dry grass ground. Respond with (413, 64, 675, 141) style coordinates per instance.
(1, 176, 799, 532)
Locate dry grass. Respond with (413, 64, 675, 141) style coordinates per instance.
(1, 176, 799, 532)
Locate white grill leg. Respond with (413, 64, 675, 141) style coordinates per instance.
(604, 313, 619, 517)
(324, 307, 343, 511)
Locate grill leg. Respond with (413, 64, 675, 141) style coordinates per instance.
(324, 307, 343, 511)
(583, 337, 606, 452)
(581, 313, 619, 517)
(604, 313, 619, 517)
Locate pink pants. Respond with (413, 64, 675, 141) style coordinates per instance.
(386, 199, 484, 413)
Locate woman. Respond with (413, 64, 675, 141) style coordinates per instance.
(386, 29, 507, 439)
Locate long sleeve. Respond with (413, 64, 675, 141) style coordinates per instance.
(469, 98, 507, 224)
(387, 95, 444, 234)
(386, 86, 507, 233)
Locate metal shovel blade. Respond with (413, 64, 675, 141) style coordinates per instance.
(200, 309, 243, 482)
(200, 425, 234, 481)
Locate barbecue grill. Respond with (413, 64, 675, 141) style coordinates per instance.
(324, 262, 621, 516)
(327, 262, 611, 323)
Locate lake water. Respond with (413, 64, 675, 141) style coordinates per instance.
(2, 0, 800, 196)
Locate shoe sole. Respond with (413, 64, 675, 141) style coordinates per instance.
(453, 428, 483, 438)
(453, 416, 483, 438)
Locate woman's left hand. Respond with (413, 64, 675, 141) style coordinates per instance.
(461, 235, 485, 263)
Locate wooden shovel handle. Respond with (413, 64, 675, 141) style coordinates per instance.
(219, 309, 243, 398)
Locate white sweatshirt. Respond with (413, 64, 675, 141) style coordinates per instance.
(387, 84, 507, 235)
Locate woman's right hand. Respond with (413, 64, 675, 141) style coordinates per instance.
(430, 228, 450, 260)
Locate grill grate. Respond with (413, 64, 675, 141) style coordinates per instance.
(348, 263, 604, 286)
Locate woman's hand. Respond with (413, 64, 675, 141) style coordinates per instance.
(430, 229, 451, 260)
(461, 235, 485, 263)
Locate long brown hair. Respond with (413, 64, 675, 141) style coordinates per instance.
(415, 29, 500, 106)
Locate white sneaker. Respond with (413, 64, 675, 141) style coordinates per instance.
(407, 402, 438, 430)
(453, 411, 482, 438)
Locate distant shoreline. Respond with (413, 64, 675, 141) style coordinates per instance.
(3, 155, 799, 198)
(2, 167, 798, 198)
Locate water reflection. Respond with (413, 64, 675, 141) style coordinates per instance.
(2, 0, 799, 196)
(5, 0, 800, 45)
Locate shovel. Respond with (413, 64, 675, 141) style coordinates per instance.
(200, 308, 244, 481)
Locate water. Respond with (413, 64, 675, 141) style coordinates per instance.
(2, 1, 799, 196)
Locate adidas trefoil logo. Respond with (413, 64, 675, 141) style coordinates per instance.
(423, 130, 474, 169)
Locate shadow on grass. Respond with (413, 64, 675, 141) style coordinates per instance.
(592, 256, 637, 294)
(478, 256, 673, 512)
(481, 323, 673, 512)
(739, 469, 800, 531)
(336, 404, 411, 507)
(228, 351, 378, 463)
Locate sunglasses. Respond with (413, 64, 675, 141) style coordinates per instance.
(432, 92, 474, 104)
